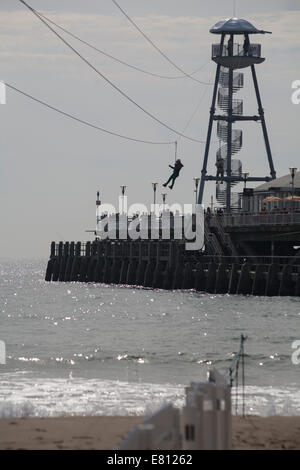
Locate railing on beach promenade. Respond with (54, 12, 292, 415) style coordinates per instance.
(118, 369, 232, 451)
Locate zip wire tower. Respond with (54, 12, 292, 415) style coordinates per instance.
(197, 18, 276, 211)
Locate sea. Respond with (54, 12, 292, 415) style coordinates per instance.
(0, 258, 300, 418)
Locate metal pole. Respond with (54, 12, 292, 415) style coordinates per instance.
(194, 178, 200, 211)
(198, 34, 225, 205)
(291, 169, 296, 221)
(251, 65, 276, 179)
(152, 183, 158, 208)
(241, 334, 247, 418)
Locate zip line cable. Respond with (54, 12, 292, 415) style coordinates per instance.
(36, 11, 211, 82)
(177, 86, 209, 144)
(18, 0, 205, 144)
(111, 0, 211, 86)
(5, 82, 175, 145)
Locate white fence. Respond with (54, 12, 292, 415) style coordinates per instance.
(118, 369, 231, 450)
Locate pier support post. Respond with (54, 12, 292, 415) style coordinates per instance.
(172, 255, 184, 290)
(265, 264, 280, 296)
(50, 241, 56, 258)
(295, 266, 300, 296)
(126, 260, 138, 285)
(215, 263, 228, 294)
(195, 262, 206, 291)
(228, 263, 239, 294)
(279, 264, 294, 296)
(52, 257, 60, 282)
(251, 265, 266, 296)
(94, 256, 104, 283)
(45, 258, 55, 281)
(143, 260, 155, 287)
(206, 262, 217, 293)
(79, 256, 88, 282)
(182, 262, 193, 289)
(87, 257, 97, 282)
(119, 259, 129, 284)
(236, 263, 251, 295)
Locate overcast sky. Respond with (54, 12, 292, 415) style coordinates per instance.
(0, 0, 299, 258)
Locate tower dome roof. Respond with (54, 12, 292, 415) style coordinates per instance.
(210, 17, 269, 35)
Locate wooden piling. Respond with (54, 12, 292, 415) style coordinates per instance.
(45, 258, 54, 281)
(295, 266, 300, 296)
(70, 256, 81, 282)
(163, 263, 174, 290)
(194, 262, 206, 292)
(251, 264, 266, 296)
(182, 262, 193, 289)
(206, 262, 217, 293)
(126, 260, 138, 285)
(236, 263, 251, 295)
(52, 257, 60, 282)
(87, 257, 97, 282)
(215, 263, 228, 294)
(228, 263, 239, 295)
(119, 259, 129, 284)
(265, 264, 280, 296)
(279, 264, 294, 296)
(142, 260, 155, 287)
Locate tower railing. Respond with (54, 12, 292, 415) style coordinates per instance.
(212, 43, 261, 58)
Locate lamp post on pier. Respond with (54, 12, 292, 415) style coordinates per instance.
(289, 167, 297, 218)
(161, 193, 167, 212)
(152, 182, 158, 210)
(120, 185, 126, 214)
(193, 178, 200, 210)
(242, 172, 249, 190)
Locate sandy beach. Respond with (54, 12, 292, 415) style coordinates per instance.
(0, 415, 300, 450)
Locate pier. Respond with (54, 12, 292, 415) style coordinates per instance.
(45, 230, 300, 297)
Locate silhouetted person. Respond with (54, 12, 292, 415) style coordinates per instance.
(227, 36, 233, 56)
(215, 157, 224, 183)
(163, 159, 184, 189)
(243, 34, 250, 56)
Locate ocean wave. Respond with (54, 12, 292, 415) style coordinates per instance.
(0, 375, 300, 418)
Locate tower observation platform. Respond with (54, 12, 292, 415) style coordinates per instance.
(210, 18, 268, 69)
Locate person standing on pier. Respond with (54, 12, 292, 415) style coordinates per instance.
(163, 159, 184, 189)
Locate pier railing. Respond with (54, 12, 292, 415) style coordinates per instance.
(212, 212, 300, 228)
(200, 255, 300, 268)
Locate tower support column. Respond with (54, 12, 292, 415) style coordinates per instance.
(251, 65, 276, 179)
(198, 34, 225, 205)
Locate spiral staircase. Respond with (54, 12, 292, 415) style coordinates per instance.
(215, 67, 243, 208)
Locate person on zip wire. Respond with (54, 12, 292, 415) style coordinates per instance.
(163, 159, 184, 189)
